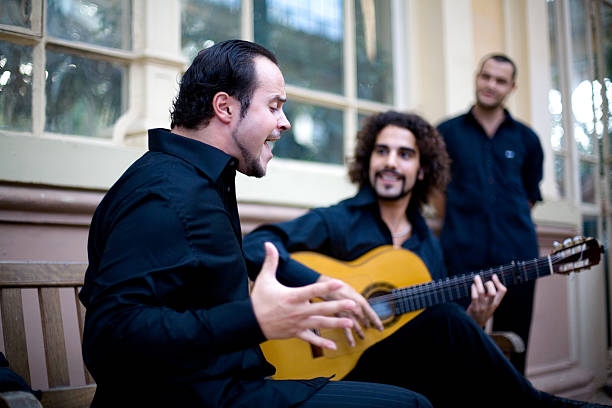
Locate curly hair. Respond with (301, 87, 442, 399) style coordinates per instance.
(348, 111, 450, 210)
(170, 40, 278, 129)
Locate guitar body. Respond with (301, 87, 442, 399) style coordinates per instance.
(260, 246, 432, 380)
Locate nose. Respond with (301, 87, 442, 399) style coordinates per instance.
(278, 110, 291, 132)
(385, 150, 397, 167)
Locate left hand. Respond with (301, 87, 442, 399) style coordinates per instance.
(466, 274, 507, 327)
(317, 275, 384, 346)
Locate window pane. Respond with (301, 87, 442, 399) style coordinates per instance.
(554, 154, 565, 198)
(273, 101, 344, 164)
(356, 0, 393, 103)
(569, 0, 595, 156)
(254, 0, 343, 94)
(46, 0, 132, 50)
(579, 160, 596, 203)
(604, 3, 612, 155)
(0, 41, 32, 131)
(181, 0, 241, 63)
(0, 0, 32, 28)
(45, 50, 127, 137)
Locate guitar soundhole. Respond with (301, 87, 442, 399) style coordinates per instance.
(363, 282, 398, 327)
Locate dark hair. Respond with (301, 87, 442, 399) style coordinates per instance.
(479, 53, 517, 81)
(170, 39, 278, 129)
(348, 111, 450, 211)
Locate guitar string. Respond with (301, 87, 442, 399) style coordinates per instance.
(367, 253, 571, 312)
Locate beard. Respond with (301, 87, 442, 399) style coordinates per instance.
(231, 126, 266, 178)
(372, 171, 413, 201)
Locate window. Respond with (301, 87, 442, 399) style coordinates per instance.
(0, 0, 132, 138)
(181, 0, 399, 167)
(547, 0, 610, 236)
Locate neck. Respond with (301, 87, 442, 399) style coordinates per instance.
(173, 123, 233, 155)
(378, 195, 412, 240)
(472, 104, 505, 137)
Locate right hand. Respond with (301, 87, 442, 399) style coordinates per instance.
(251, 242, 359, 350)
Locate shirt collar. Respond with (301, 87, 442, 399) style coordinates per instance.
(148, 128, 238, 181)
(466, 106, 515, 128)
(346, 185, 430, 241)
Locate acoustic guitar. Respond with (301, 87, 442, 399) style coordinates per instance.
(260, 237, 603, 380)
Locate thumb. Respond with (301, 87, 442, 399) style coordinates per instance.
(260, 242, 279, 279)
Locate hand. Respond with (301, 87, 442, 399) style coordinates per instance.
(251, 242, 360, 350)
(466, 274, 507, 327)
(317, 275, 384, 347)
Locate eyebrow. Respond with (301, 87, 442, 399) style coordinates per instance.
(270, 95, 287, 103)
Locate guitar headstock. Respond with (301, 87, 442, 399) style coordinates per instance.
(551, 236, 604, 275)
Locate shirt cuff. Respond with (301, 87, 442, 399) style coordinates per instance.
(277, 258, 320, 287)
(207, 298, 267, 353)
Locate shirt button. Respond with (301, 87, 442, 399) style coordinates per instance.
(227, 186, 231, 192)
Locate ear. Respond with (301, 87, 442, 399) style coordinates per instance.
(212, 92, 237, 124)
(417, 168, 424, 180)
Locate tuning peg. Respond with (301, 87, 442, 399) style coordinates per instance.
(553, 241, 561, 248)
(573, 236, 584, 243)
(563, 238, 572, 246)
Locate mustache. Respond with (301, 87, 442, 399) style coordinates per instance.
(375, 169, 405, 180)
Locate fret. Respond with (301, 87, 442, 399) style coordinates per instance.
(534, 258, 540, 278)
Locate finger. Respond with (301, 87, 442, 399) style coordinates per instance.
(298, 329, 337, 350)
(484, 280, 496, 297)
(350, 316, 365, 340)
(359, 298, 383, 331)
(300, 315, 354, 331)
(473, 275, 485, 293)
(471, 283, 479, 302)
(290, 279, 346, 303)
(260, 242, 279, 279)
(491, 274, 507, 293)
(344, 327, 356, 347)
(306, 299, 358, 317)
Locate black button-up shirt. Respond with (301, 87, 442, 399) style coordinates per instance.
(437, 109, 543, 275)
(80, 128, 325, 407)
(243, 186, 447, 283)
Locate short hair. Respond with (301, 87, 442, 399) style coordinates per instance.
(348, 111, 450, 211)
(479, 53, 517, 81)
(170, 39, 278, 129)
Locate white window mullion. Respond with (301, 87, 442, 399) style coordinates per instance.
(241, 0, 253, 41)
(344, 0, 357, 161)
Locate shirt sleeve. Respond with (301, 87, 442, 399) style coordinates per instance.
(84, 194, 265, 371)
(243, 210, 333, 287)
(522, 129, 544, 203)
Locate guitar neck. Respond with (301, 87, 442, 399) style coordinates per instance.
(389, 255, 555, 315)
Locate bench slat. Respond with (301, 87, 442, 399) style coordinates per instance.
(39, 288, 70, 388)
(0, 263, 87, 287)
(0, 288, 31, 385)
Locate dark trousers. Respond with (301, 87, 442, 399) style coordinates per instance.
(492, 280, 536, 374)
(295, 380, 431, 408)
(343, 303, 542, 408)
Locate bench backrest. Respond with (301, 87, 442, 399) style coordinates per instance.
(0, 262, 95, 408)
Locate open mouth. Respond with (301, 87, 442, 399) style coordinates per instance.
(376, 170, 403, 182)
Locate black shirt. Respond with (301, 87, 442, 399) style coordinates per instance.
(243, 186, 447, 283)
(80, 128, 326, 407)
(437, 108, 543, 275)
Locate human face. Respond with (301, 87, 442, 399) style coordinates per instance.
(475, 58, 515, 110)
(368, 125, 423, 201)
(231, 56, 290, 177)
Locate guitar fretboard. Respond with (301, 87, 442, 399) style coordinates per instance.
(372, 254, 557, 315)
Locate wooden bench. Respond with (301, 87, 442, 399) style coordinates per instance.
(0, 261, 95, 408)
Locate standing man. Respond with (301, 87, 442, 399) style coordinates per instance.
(436, 54, 544, 374)
(79, 40, 431, 408)
(243, 111, 598, 408)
